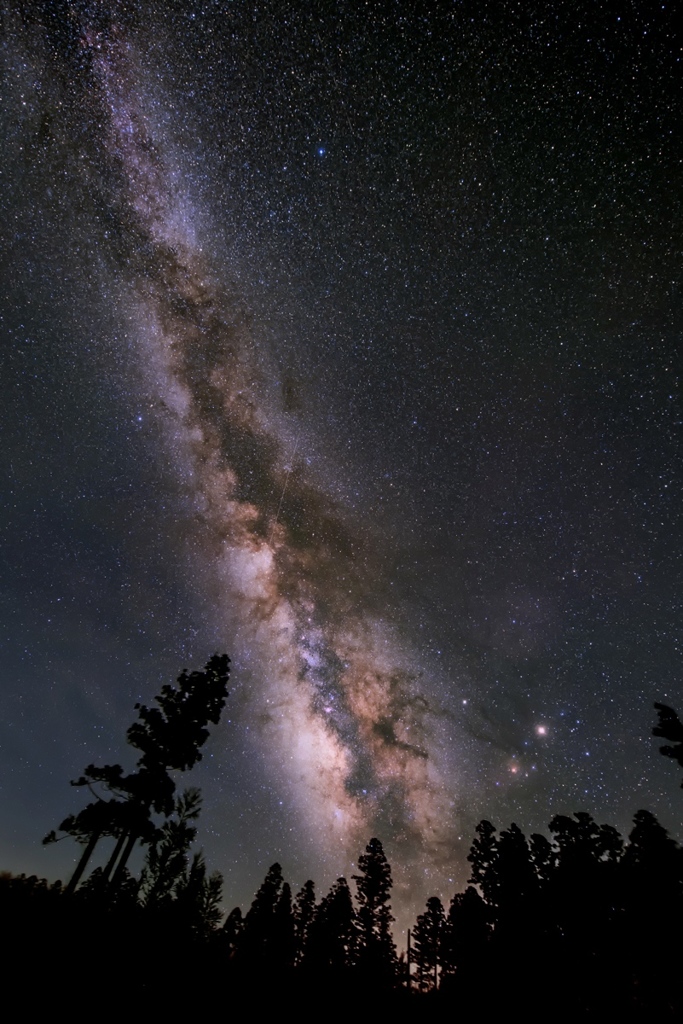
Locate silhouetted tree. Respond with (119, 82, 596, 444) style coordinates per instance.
(111, 653, 230, 884)
(239, 862, 284, 969)
(77, 861, 139, 907)
(529, 831, 555, 884)
(353, 838, 396, 983)
(411, 896, 444, 991)
(293, 879, 316, 965)
(221, 906, 244, 960)
(46, 655, 230, 892)
(549, 811, 623, 874)
(127, 654, 230, 778)
(43, 797, 132, 894)
(173, 851, 223, 939)
(139, 788, 202, 909)
(622, 809, 682, 917)
(624, 808, 680, 877)
(271, 881, 296, 970)
(306, 877, 356, 973)
(495, 823, 538, 920)
(653, 703, 683, 784)
(619, 809, 683, 1007)
(440, 885, 490, 981)
(544, 809, 626, 990)
(467, 820, 498, 906)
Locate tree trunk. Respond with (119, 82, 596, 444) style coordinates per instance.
(64, 829, 101, 896)
(101, 831, 128, 883)
(109, 830, 138, 890)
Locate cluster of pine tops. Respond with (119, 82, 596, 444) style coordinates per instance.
(3, 660, 682, 1018)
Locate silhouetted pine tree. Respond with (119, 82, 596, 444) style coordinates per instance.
(139, 788, 202, 910)
(622, 810, 682, 948)
(353, 838, 396, 984)
(529, 831, 555, 883)
(239, 862, 284, 970)
(271, 881, 296, 970)
(548, 811, 624, 943)
(173, 851, 223, 939)
(440, 885, 490, 984)
(411, 896, 444, 992)
(221, 905, 244, 962)
(623, 809, 681, 886)
(293, 879, 316, 965)
(494, 823, 539, 940)
(306, 876, 356, 974)
(466, 820, 498, 906)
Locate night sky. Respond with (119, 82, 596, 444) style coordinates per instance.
(1, 0, 681, 928)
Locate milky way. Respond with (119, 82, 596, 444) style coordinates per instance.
(83, 17, 463, 891)
(2, 1, 682, 922)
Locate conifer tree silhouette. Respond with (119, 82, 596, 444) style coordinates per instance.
(271, 881, 296, 970)
(467, 820, 498, 905)
(494, 823, 538, 930)
(138, 788, 202, 909)
(240, 862, 284, 969)
(173, 851, 223, 938)
(306, 877, 356, 973)
(412, 896, 444, 991)
(440, 885, 490, 982)
(353, 838, 396, 982)
(293, 879, 316, 965)
(221, 905, 244, 960)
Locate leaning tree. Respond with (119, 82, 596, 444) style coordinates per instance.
(45, 653, 230, 893)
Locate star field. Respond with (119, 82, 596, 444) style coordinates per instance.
(1, 0, 681, 923)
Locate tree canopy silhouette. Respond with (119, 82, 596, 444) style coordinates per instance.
(45, 654, 230, 893)
(653, 702, 683, 785)
(353, 837, 396, 981)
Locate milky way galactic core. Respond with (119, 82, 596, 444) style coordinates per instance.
(88, 18, 464, 888)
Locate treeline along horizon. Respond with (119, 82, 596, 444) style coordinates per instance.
(2, 658, 681, 1017)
